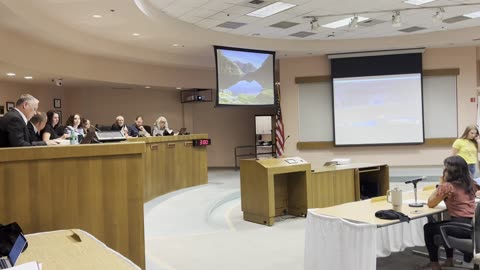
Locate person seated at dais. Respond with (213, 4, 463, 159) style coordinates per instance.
(27, 112, 48, 145)
(152, 116, 173, 136)
(0, 94, 57, 147)
(128, 116, 151, 137)
(42, 110, 66, 141)
(64, 113, 85, 138)
(111, 115, 128, 136)
(82, 118, 93, 134)
(421, 156, 477, 270)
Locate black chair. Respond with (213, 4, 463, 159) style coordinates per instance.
(143, 125, 152, 135)
(439, 202, 480, 269)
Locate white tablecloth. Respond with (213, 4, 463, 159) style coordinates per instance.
(304, 209, 428, 270)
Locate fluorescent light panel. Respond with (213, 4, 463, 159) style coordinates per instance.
(322, 16, 369, 29)
(247, 2, 296, 18)
(403, 0, 435, 5)
(464, 11, 480, 18)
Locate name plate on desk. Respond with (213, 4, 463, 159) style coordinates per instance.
(284, 157, 306, 164)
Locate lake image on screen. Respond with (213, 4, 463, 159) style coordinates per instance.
(217, 49, 274, 105)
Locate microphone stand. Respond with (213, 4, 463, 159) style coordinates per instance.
(405, 177, 425, 207)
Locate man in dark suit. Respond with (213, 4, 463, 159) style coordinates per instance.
(0, 94, 57, 147)
(27, 112, 48, 146)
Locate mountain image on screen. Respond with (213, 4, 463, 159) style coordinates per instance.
(217, 49, 274, 105)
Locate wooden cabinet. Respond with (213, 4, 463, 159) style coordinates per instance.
(310, 164, 389, 208)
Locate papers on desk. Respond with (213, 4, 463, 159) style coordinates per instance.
(11, 262, 42, 270)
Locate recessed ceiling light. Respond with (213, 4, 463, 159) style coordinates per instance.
(176, 87, 182, 90)
(172, 44, 179, 47)
(24, 76, 33, 80)
(464, 11, 480, 18)
(92, 14, 102, 18)
(322, 16, 369, 29)
(247, 2, 296, 18)
(145, 86, 151, 88)
(403, 0, 435, 5)
(6, 72, 16, 76)
(132, 33, 141, 36)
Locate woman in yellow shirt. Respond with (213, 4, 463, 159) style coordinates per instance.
(452, 125, 480, 176)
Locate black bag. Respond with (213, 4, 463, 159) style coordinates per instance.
(0, 222, 28, 256)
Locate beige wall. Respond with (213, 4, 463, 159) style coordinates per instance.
(280, 47, 478, 167)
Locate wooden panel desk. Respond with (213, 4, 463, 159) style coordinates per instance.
(240, 157, 311, 226)
(0, 143, 146, 269)
(128, 135, 208, 202)
(310, 187, 444, 227)
(310, 163, 389, 208)
(18, 229, 140, 270)
(305, 188, 446, 270)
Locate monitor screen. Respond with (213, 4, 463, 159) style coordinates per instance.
(214, 46, 275, 106)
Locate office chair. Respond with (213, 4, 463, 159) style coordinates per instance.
(439, 202, 480, 270)
(143, 125, 151, 135)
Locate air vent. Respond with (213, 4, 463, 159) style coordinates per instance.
(398, 26, 426, 33)
(473, 37, 480, 41)
(249, 0, 264, 4)
(270, 21, 299, 29)
(289, 31, 316, 38)
(358, 19, 384, 27)
(443, 16, 470, 24)
(217, 21, 247, 29)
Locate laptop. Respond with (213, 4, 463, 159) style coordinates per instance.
(178, 128, 187, 135)
(0, 233, 27, 269)
(80, 131, 96, 144)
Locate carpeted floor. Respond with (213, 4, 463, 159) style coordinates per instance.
(144, 169, 471, 270)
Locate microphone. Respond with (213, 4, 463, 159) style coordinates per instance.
(94, 126, 101, 132)
(405, 176, 426, 208)
(405, 176, 426, 185)
(285, 135, 291, 143)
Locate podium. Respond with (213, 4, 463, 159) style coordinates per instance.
(240, 157, 311, 226)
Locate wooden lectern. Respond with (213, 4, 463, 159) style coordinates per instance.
(240, 157, 311, 226)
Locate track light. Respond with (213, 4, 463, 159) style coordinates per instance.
(349, 15, 359, 29)
(392, 11, 402, 27)
(432, 8, 445, 23)
(310, 17, 320, 31)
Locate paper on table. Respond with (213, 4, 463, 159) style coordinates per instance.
(10, 261, 41, 270)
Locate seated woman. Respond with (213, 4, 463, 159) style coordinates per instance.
(82, 118, 92, 134)
(42, 110, 66, 141)
(422, 155, 477, 270)
(152, 116, 173, 136)
(64, 114, 85, 138)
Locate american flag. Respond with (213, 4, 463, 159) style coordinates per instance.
(275, 83, 285, 158)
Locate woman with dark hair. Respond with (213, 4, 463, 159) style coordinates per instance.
(421, 155, 477, 270)
(452, 125, 480, 176)
(64, 114, 84, 138)
(81, 118, 91, 135)
(42, 110, 66, 141)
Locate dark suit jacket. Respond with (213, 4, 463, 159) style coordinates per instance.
(0, 109, 44, 147)
(27, 122, 46, 146)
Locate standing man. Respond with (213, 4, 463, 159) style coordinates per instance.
(0, 94, 57, 147)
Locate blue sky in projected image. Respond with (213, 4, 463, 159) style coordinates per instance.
(221, 49, 269, 69)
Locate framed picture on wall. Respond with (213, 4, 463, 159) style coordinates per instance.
(57, 110, 62, 125)
(54, 98, 61, 108)
(6, 102, 14, 111)
(0, 105, 4, 116)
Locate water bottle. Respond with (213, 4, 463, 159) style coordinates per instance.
(70, 131, 78, 145)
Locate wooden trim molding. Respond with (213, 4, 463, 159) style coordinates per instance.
(297, 138, 456, 150)
(294, 69, 460, 84)
(423, 69, 460, 76)
(295, 76, 330, 84)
